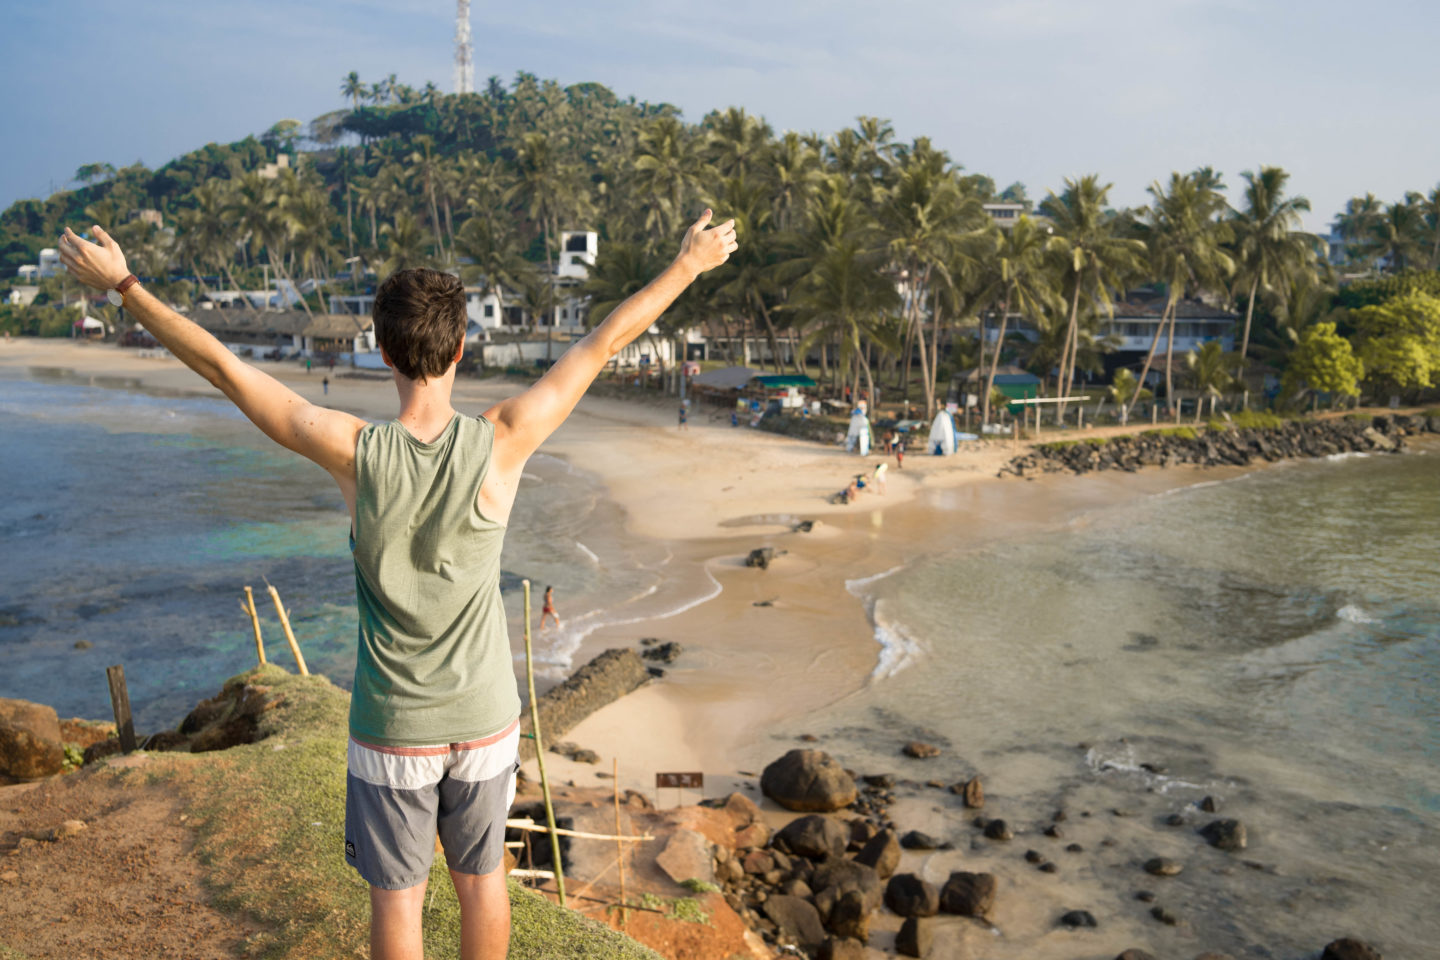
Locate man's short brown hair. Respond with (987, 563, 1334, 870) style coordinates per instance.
(372, 268, 467, 382)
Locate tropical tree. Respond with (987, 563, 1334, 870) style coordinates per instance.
(453, 215, 534, 327)
(1041, 175, 1145, 422)
(1229, 166, 1315, 388)
(1281, 322, 1363, 408)
(379, 211, 432, 278)
(1351, 291, 1440, 395)
(1126, 171, 1234, 418)
(979, 216, 1059, 427)
(341, 72, 365, 112)
(1185, 340, 1233, 419)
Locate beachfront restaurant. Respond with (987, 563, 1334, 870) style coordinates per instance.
(192, 309, 376, 359)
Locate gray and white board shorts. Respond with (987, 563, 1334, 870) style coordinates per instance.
(344, 719, 520, 889)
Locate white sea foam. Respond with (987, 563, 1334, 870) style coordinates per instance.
(845, 564, 922, 680)
(574, 541, 600, 564)
(1337, 604, 1378, 624)
(1324, 451, 1371, 463)
(520, 572, 719, 677)
(845, 564, 906, 594)
(1084, 743, 1209, 795)
(869, 602, 926, 680)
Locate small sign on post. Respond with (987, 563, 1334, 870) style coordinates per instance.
(655, 771, 704, 808)
(106, 664, 137, 754)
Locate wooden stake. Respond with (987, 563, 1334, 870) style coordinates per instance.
(243, 586, 265, 666)
(264, 581, 308, 676)
(523, 579, 566, 907)
(105, 664, 137, 753)
(614, 757, 628, 930)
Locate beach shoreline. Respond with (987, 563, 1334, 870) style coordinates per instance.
(0, 337, 1276, 800)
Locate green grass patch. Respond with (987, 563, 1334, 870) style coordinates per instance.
(0, 944, 33, 959)
(1421, 408, 1440, 418)
(149, 664, 659, 960)
(1142, 427, 1199, 440)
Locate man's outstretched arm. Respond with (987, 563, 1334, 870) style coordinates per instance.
(56, 226, 365, 479)
(484, 210, 737, 470)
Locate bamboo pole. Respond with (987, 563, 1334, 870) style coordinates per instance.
(264, 581, 308, 676)
(504, 819, 652, 843)
(523, 580, 566, 907)
(614, 757, 628, 930)
(242, 587, 265, 666)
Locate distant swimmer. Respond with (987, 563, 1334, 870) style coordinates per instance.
(541, 585, 560, 629)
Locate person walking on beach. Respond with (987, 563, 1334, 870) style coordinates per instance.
(678, 400, 688, 430)
(895, 436, 905, 469)
(55, 210, 738, 960)
(322, 375, 329, 395)
(873, 460, 887, 495)
(540, 586, 560, 630)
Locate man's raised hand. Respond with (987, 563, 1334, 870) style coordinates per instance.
(677, 209, 738, 276)
(55, 226, 130, 291)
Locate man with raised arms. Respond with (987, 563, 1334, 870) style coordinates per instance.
(56, 210, 737, 960)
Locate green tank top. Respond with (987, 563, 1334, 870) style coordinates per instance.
(348, 412, 521, 746)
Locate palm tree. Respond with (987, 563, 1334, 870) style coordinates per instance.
(1335, 193, 1385, 269)
(766, 132, 822, 232)
(881, 139, 985, 416)
(704, 107, 773, 179)
(1413, 185, 1440, 269)
(979, 216, 1060, 427)
(1186, 340, 1232, 420)
(710, 174, 790, 373)
(341, 72, 365, 112)
(454, 216, 534, 328)
(1365, 201, 1427, 272)
(507, 131, 587, 280)
(1041, 175, 1145, 423)
(379, 211, 432, 278)
(408, 135, 448, 262)
(630, 116, 710, 248)
(1229, 166, 1315, 391)
(1126, 171, 1233, 419)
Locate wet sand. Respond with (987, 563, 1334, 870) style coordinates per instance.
(0, 338, 1228, 801)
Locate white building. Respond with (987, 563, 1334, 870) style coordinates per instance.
(38, 248, 63, 278)
(16, 264, 39, 281)
(7, 286, 39, 306)
(982, 203, 1026, 229)
(258, 154, 291, 180)
(1099, 293, 1237, 357)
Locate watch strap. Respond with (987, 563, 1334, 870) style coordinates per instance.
(114, 274, 140, 298)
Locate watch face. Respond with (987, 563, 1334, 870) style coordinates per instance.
(107, 288, 123, 306)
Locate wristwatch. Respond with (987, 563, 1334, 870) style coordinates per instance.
(107, 274, 140, 306)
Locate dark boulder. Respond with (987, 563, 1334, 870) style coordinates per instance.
(640, 641, 684, 663)
(1321, 938, 1382, 960)
(762, 895, 826, 951)
(896, 916, 933, 958)
(762, 749, 858, 812)
(854, 829, 900, 879)
(1199, 818, 1247, 851)
(811, 858, 883, 914)
(1059, 909, 1098, 928)
(900, 830, 939, 850)
(885, 873, 939, 917)
(774, 814, 848, 860)
(745, 547, 776, 569)
(939, 871, 996, 919)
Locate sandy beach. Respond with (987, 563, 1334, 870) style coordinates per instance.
(5, 338, 1435, 960)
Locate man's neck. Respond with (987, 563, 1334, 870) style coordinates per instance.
(393, 369, 458, 443)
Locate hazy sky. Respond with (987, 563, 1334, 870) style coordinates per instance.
(6, 0, 1437, 232)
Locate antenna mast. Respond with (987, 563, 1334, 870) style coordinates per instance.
(453, 0, 474, 95)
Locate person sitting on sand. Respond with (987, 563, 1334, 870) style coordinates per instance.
(540, 585, 560, 630)
(55, 211, 737, 960)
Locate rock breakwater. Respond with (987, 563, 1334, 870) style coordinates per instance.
(999, 414, 1437, 479)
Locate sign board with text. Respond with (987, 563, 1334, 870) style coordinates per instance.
(655, 772, 704, 789)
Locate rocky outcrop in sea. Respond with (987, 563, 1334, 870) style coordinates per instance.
(999, 414, 1436, 479)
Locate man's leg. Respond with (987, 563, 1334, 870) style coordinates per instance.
(370, 880, 429, 960)
(450, 864, 510, 960)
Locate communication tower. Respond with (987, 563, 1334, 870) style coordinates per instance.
(454, 0, 474, 95)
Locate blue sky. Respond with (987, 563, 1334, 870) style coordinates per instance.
(5, 0, 1437, 232)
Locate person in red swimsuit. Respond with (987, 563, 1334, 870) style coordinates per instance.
(540, 585, 560, 630)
